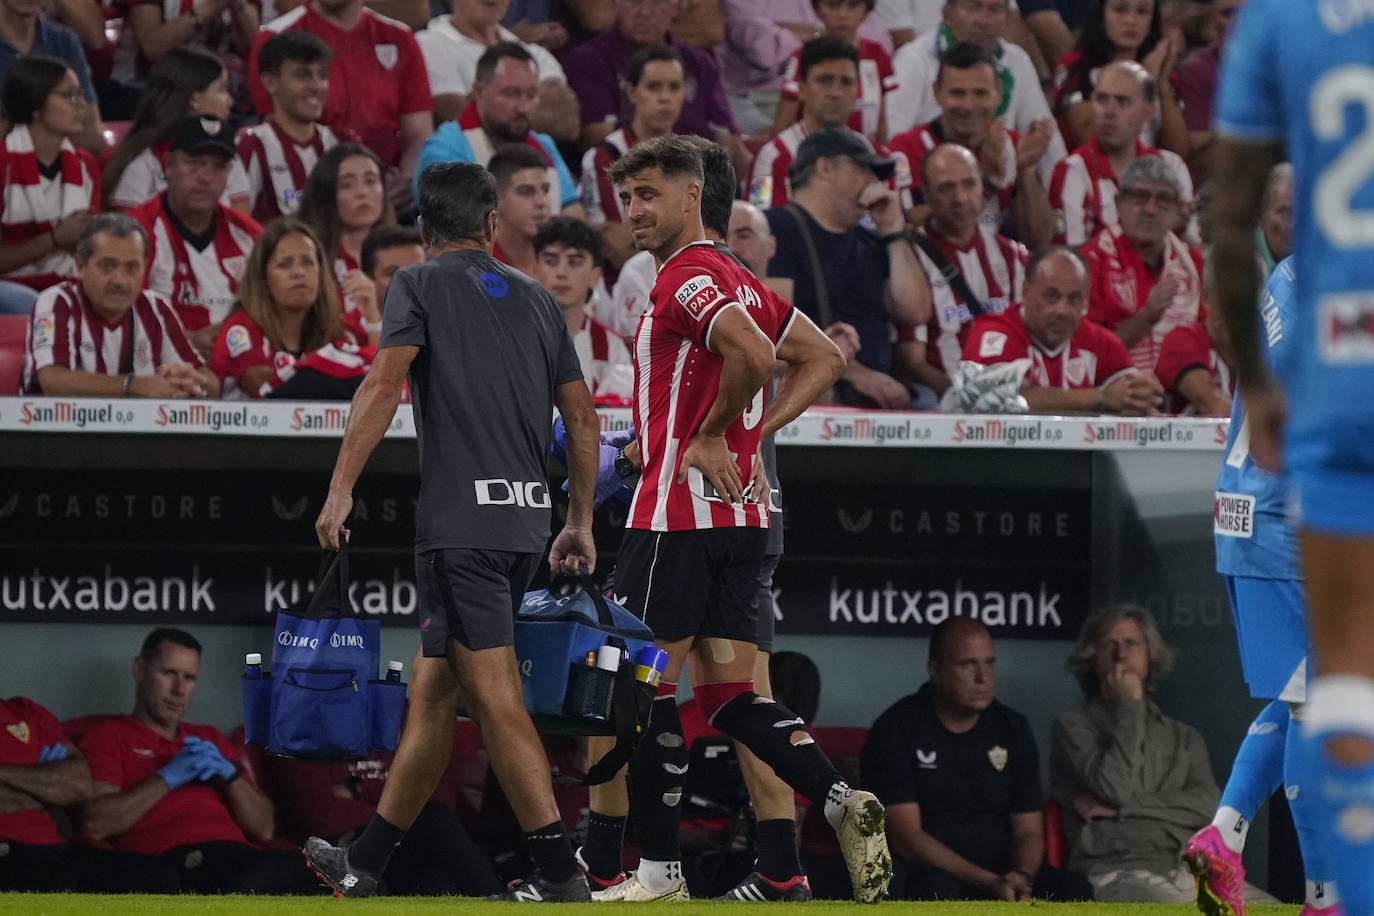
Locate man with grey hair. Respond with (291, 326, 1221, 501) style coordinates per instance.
(1049, 604, 1221, 903)
(1084, 154, 1205, 374)
(1050, 61, 1196, 247)
(21, 212, 216, 398)
(307, 160, 601, 902)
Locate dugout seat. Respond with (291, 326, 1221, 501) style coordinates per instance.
(100, 120, 132, 167)
(1044, 799, 1066, 868)
(0, 314, 27, 394)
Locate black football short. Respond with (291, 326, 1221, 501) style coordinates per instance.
(615, 527, 768, 644)
(416, 548, 540, 655)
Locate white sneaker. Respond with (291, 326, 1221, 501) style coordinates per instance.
(594, 871, 690, 902)
(829, 788, 893, 904)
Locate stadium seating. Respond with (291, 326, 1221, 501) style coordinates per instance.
(0, 314, 26, 395)
(100, 121, 133, 167)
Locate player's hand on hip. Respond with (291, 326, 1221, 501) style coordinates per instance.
(678, 432, 742, 504)
(315, 491, 353, 550)
(549, 525, 596, 575)
(749, 452, 771, 507)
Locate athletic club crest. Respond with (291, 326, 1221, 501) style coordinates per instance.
(6, 722, 29, 744)
(200, 117, 222, 136)
(1110, 271, 1136, 314)
(1064, 356, 1088, 387)
(222, 255, 247, 280)
(988, 745, 1008, 772)
(375, 44, 398, 69)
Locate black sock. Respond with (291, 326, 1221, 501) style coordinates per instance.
(582, 811, 627, 880)
(628, 696, 686, 862)
(347, 813, 406, 875)
(526, 821, 578, 883)
(712, 693, 841, 805)
(755, 818, 802, 882)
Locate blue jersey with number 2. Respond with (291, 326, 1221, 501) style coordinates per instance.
(1216, 0, 1374, 479)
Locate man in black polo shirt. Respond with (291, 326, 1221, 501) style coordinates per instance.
(861, 617, 1092, 902)
(307, 160, 601, 902)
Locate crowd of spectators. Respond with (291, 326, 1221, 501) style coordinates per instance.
(1, 0, 1269, 417)
(1, 610, 1241, 902)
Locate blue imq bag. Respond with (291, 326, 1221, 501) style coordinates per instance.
(242, 543, 405, 760)
(515, 574, 655, 785)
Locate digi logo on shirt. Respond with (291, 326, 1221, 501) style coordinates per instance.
(675, 274, 726, 320)
(474, 478, 550, 508)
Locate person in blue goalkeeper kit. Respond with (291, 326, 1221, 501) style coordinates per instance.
(1211, 2, 1374, 912)
(1181, 257, 1339, 916)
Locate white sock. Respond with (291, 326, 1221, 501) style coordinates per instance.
(823, 781, 855, 830)
(637, 859, 682, 892)
(1210, 805, 1249, 853)
(1307, 879, 1339, 908)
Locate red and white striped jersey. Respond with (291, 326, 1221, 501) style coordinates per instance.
(901, 223, 1026, 375)
(236, 120, 343, 223)
(590, 248, 657, 338)
(629, 241, 796, 532)
(780, 38, 897, 138)
(248, 3, 432, 168)
(573, 312, 633, 403)
(962, 304, 1135, 390)
(22, 280, 200, 393)
(1048, 137, 1194, 246)
(129, 194, 263, 331)
(1083, 223, 1204, 373)
(110, 142, 252, 211)
(1, 126, 101, 292)
(748, 122, 910, 209)
(580, 125, 636, 225)
(1155, 320, 1232, 415)
(208, 308, 368, 398)
(886, 120, 1021, 229)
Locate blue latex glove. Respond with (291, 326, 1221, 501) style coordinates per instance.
(563, 442, 634, 509)
(551, 418, 638, 465)
(37, 743, 68, 764)
(184, 736, 237, 782)
(603, 426, 636, 451)
(550, 417, 569, 464)
(158, 742, 214, 790)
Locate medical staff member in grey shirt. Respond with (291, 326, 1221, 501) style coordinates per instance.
(307, 160, 601, 903)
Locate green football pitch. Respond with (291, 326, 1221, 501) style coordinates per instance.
(0, 898, 1303, 915)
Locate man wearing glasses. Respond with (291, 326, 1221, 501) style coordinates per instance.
(1082, 154, 1204, 375)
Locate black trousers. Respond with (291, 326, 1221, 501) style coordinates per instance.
(162, 840, 324, 895)
(900, 861, 1095, 902)
(0, 841, 179, 893)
